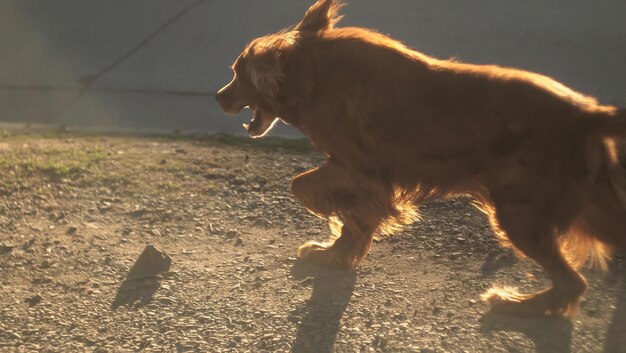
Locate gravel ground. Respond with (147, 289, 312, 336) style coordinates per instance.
(0, 132, 624, 353)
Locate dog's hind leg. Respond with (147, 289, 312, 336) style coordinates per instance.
(483, 201, 588, 317)
(291, 161, 388, 268)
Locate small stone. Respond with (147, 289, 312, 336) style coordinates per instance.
(448, 252, 462, 260)
(129, 208, 148, 218)
(32, 276, 53, 284)
(158, 297, 176, 305)
(231, 177, 247, 186)
(24, 294, 42, 306)
(125, 245, 172, 280)
(98, 202, 112, 212)
(6, 331, 20, 340)
(0, 244, 15, 254)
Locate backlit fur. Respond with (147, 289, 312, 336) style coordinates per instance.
(217, 0, 626, 317)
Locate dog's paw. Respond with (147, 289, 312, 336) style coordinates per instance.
(482, 286, 532, 315)
(296, 241, 355, 269)
(297, 241, 330, 257)
(482, 286, 578, 317)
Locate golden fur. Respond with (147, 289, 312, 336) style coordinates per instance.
(217, 0, 626, 317)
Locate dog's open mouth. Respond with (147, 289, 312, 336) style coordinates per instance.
(243, 106, 278, 138)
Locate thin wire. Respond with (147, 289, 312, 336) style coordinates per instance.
(0, 83, 212, 97)
(52, 0, 208, 119)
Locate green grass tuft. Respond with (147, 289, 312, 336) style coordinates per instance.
(207, 133, 315, 154)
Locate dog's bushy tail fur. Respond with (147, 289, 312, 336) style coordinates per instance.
(563, 121, 626, 270)
(484, 178, 619, 272)
(560, 224, 612, 271)
(480, 123, 625, 271)
(565, 181, 624, 271)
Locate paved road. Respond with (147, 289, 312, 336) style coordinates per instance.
(1, 0, 625, 137)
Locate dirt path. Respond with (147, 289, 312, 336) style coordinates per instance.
(0, 132, 624, 353)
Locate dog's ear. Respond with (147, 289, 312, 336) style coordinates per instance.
(246, 36, 295, 97)
(296, 0, 344, 33)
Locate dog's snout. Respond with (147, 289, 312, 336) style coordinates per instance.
(215, 84, 245, 116)
(216, 86, 227, 102)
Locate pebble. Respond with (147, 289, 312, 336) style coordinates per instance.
(6, 330, 21, 339)
(158, 297, 176, 305)
(24, 294, 42, 306)
(0, 244, 15, 254)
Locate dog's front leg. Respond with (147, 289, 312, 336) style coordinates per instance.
(290, 161, 388, 268)
(296, 215, 379, 269)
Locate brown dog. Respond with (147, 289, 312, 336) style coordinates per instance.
(217, 0, 626, 317)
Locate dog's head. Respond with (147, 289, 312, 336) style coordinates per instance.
(216, 0, 344, 138)
(216, 34, 296, 138)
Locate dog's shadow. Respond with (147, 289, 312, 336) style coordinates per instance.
(603, 256, 626, 353)
(480, 256, 626, 353)
(480, 312, 573, 353)
(289, 261, 357, 353)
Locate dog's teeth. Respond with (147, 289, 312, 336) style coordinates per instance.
(251, 110, 259, 123)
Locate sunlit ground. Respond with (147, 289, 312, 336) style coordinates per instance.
(0, 130, 624, 353)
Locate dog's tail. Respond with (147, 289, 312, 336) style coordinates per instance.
(562, 117, 626, 270)
(565, 161, 626, 270)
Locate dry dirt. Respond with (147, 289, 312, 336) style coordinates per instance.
(0, 131, 624, 353)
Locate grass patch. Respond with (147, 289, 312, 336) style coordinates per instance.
(204, 180, 221, 195)
(152, 159, 186, 173)
(2, 129, 315, 154)
(206, 133, 314, 154)
(76, 173, 137, 191)
(0, 146, 108, 180)
(157, 180, 181, 192)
